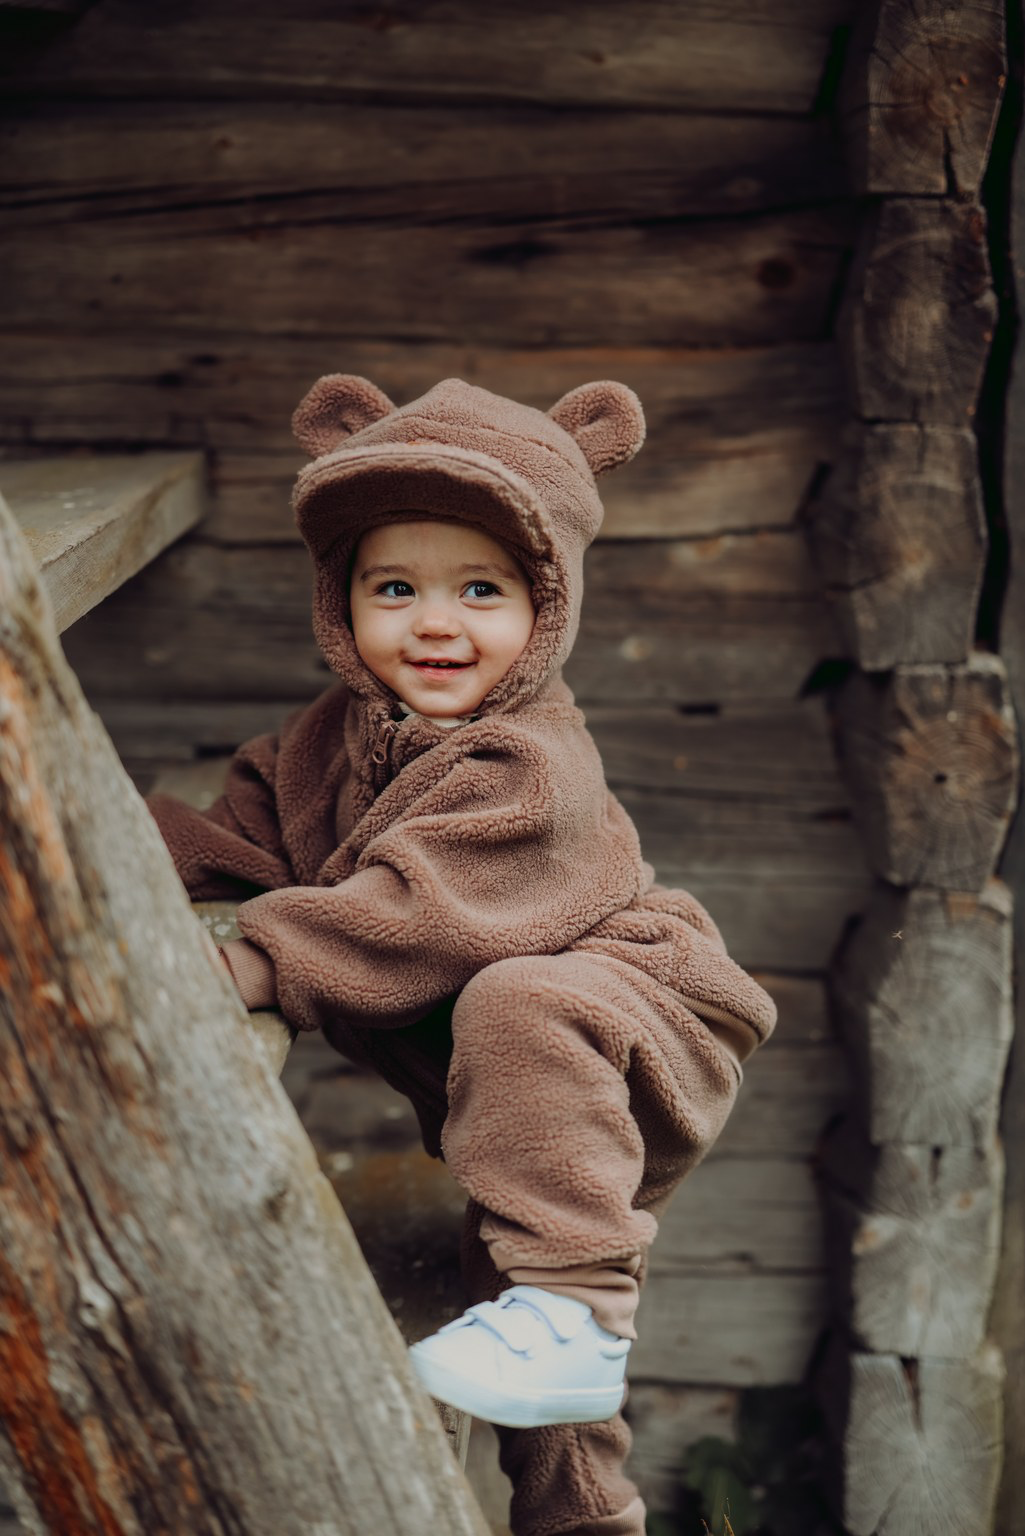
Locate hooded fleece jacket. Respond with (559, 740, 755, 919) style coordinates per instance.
(145, 373, 778, 1536)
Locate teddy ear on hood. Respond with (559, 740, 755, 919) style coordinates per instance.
(292, 374, 397, 457)
(547, 380, 645, 477)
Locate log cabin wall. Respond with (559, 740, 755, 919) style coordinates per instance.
(0, 1, 871, 1522)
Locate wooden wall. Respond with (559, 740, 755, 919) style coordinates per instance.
(0, 1, 865, 1519)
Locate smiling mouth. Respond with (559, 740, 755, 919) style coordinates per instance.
(407, 659, 474, 673)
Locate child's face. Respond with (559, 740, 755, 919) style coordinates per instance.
(349, 518, 536, 718)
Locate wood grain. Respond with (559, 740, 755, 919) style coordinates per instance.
(839, 0, 1006, 196)
(0, 203, 854, 350)
(633, 1271, 828, 1387)
(838, 198, 998, 424)
(1, 451, 205, 631)
(834, 654, 1019, 891)
(820, 1116, 1003, 1357)
(0, 0, 856, 114)
(815, 1333, 1004, 1536)
(0, 99, 846, 221)
(829, 881, 1014, 1147)
(805, 422, 988, 668)
(0, 490, 488, 1533)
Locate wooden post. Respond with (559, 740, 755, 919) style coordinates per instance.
(802, 3, 1017, 1531)
(988, 13, 1025, 1526)
(0, 489, 489, 1535)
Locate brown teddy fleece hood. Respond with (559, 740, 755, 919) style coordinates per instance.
(289, 370, 645, 716)
(146, 372, 777, 1159)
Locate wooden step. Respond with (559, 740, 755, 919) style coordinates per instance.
(0, 450, 204, 631)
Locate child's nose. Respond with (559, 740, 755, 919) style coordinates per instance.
(414, 602, 461, 638)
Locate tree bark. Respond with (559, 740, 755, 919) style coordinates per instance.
(0, 488, 489, 1536)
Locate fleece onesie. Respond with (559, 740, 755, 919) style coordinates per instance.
(146, 373, 778, 1536)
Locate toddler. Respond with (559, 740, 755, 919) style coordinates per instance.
(146, 373, 777, 1536)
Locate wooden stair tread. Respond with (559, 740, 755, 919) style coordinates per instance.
(0, 450, 204, 631)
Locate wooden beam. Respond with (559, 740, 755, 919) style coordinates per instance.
(0, 452, 205, 632)
(805, 422, 988, 667)
(838, 198, 997, 424)
(0, 335, 845, 541)
(815, 1332, 1004, 1536)
(834, 655, 1019, 890)
(0, 99, 846, 222)
(0, 0, 854, 115)
(829, 881, 1014, 1146)
(58, 531, 836, 708)
(987, 9, 1025, 1519)
(0, 490, 489, 1533)
(819, 1115, 1003, 1357)
(0, 203, 855, 352)
(839, 0, 1006, 196)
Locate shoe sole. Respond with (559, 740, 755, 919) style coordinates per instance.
(409, 1350, 626, 1428)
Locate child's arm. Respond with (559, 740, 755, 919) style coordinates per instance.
(224, 741, 772, 1043)
(145, 729, 293, 902)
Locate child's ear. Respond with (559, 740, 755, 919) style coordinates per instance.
(292, 374, 396, 457)
(547, 380, 645, 476)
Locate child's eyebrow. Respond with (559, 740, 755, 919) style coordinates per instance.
(357, 563, 409, 583)
(357, 560, 521, 583)
(455, 561, 521, 581)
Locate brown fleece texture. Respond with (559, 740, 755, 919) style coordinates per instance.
(145, 373, 777, 1536)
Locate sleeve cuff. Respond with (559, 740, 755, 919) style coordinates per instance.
(219, 938, 279, 1011)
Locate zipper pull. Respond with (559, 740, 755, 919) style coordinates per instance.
(371, 717, 399, 767)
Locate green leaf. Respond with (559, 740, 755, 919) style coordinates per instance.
(681, 1436, 758, 1536)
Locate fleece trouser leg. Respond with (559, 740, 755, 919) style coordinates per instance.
(443, 951, 740, 1536)
(460, 1197, 647, 1536)
(441, 950, 739, 1331)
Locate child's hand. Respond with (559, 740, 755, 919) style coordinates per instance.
(216, 938, 279, 1012)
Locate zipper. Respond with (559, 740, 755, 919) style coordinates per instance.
(370, 716, 400, 790)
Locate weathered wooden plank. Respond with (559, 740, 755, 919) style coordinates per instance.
(830, 881, 1014, 1147)
(713, 1037, 847, 1161)
(586, 699, 850, 800)
(0, 451, 205, 631)
(0, 489, 489, 1534)
(805, 422, 988, 668)
(838, 198, 997, 425)
(652, 1156, 827, 1274)
(0, 0, 855, 114)
(819, 1117, 1003, 1358)
(838, 0, 1006, 197)
(815, 1334, 1004, 1536)
(0, 204, 855, 350)
(834, 655, 1019, 891)
(633, 1272, 828, 1387)
(60, 532, 838, 707)
(0, 99, 846, 221)
(0, 336, 845, 540)
(624, 1384, 740, 1513)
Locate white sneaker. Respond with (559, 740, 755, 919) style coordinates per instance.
(408, 1284, 631, 1428)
